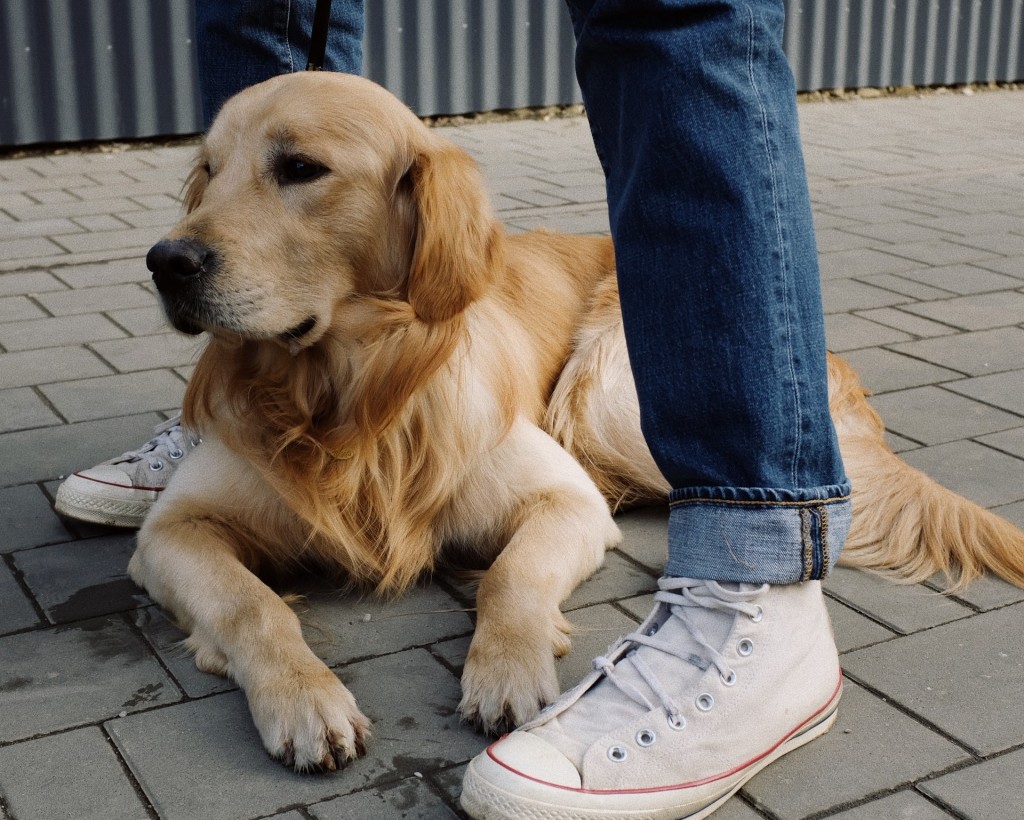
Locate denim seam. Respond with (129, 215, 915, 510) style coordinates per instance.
(821, 505, 832, 576)
(800, 508, 812, 580)
(670, 494, 852, 509)
(744, 2, 802, 489)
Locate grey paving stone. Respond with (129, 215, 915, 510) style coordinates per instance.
(108, 649, 488, 820)
(0, 411, 165, 486)
(888, 327, 1024, 377)
(0, 270, 67, 296)
(899, 440, 1024, 509)
(309, 777, 458, 819)
(884, 239, 1000, 268)
(49, 258, 151, 289)
(867, 386, 1020, 445)
(51, 226, 162, 255)
(853, 307, 960, 338)
(825, 312, 913, 351)
(993, 500, 1024, 529)
(0, 235, 63, 261)
(0, 198, 140, 226)
(852, 596, 1024, 746)
(0, 313, 127, 352)
(840, 348, 961, 394)
(0, 345, 113, 390)
(945, 370, 1024, 416)
(856, 272, 955, 301)
(976, 254, 1024, 281)
(919, 748, 1024, 820)
(0, 616, 180, 742)
(815, 227, 884, 253)
(616, 592, 656, 622)
(295, 581, 474, 667)
(40, 369, 186, 423)
(977, 425, 1024, 459)
(73, 213, 131, 232)
(0, 561, 39, 634)
(13, 532, 146, 624)
(0, 727, 150, 820)
(900, 290, 1024, 332)
(821, 278, 912, 313)
(0, 295, 47, 323)
(115, 205, 181, 229)
(840, 220, 953, 246)
(104, 304, 172, 337)
(896, 263, 1024, 295)
(613, 505, 669, 573)
(32, 282, 156, 316)
(741, 680, 970, 819)
(90, 333, 205, 373)
(824, 566, 972, 635)
(818, 248, 922, 281)
(928, 571, 1024, 612)
(826, 790, 956, 819)
(0, 483, 73, 553)
(826, 595, 898, 654)
(957, 230, 1024, 257)
(0, 386, 62, 432)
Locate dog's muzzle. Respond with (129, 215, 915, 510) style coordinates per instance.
(147, 238, 213, 335)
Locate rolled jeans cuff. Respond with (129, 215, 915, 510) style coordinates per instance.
(665, 486, 852, 584)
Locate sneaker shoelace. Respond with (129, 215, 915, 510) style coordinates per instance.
(110, 418, 201, 472)
(592, 577, 767, 725)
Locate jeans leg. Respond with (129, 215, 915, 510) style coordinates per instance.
(194, 0, 365, 127)
(567, 0, 850, 583)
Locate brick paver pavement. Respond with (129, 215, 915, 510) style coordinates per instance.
(1, 88, 1023, 819)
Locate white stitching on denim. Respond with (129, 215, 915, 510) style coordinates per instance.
(744, 3, 803, 489)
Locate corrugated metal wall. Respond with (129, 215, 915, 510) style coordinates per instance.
(2, 1, 1023, 147)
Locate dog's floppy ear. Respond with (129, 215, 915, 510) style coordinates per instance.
(405, 144, 503, 322)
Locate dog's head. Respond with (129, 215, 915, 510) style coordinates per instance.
(149, 72, 501, 350)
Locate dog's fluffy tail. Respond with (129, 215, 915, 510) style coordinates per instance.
(829, 355, 1024, 589)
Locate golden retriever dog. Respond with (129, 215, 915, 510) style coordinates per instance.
(129, 71, 1024, 772)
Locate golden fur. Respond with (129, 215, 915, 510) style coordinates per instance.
(128, 72, 1024, 773)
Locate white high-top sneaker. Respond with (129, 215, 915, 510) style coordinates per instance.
(461, 576, 841, 820)
(54, 415, 200, 528)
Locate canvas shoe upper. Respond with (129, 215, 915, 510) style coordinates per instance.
(461, 576, 841, 820)
(54, 415, 200, 528)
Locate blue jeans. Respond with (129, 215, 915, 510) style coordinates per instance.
(567, 0, 850, 583)
(194, 0, 364, 126)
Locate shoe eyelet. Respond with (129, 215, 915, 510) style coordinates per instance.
(696, 693, 715, 712)
(636, 729, 656, 747)
(667, 712, 686, 730)
(720, 670, 737, 687)
(168, 448, 184, 459)
(608, 745, 628, 762)
(646, 622, 659, 637)
(750, 606, 764, 623)
(148, 461, 164, 471)
(738, 639, 754, 657)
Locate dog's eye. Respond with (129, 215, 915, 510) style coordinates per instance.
(276, 156, 329, 185)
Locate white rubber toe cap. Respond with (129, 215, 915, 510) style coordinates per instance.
(485, 731, 583, 789)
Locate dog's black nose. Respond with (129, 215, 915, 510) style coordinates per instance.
(147, 239, 210, 292)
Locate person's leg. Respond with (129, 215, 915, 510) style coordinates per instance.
(195, 0, 364, 126)
(462, 2, 849, 817)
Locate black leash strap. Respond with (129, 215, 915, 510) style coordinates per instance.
(306, 0, 333, 70)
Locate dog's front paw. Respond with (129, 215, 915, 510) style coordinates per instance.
(459, 625, 563, 735)
(248, 664, 371, 772)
